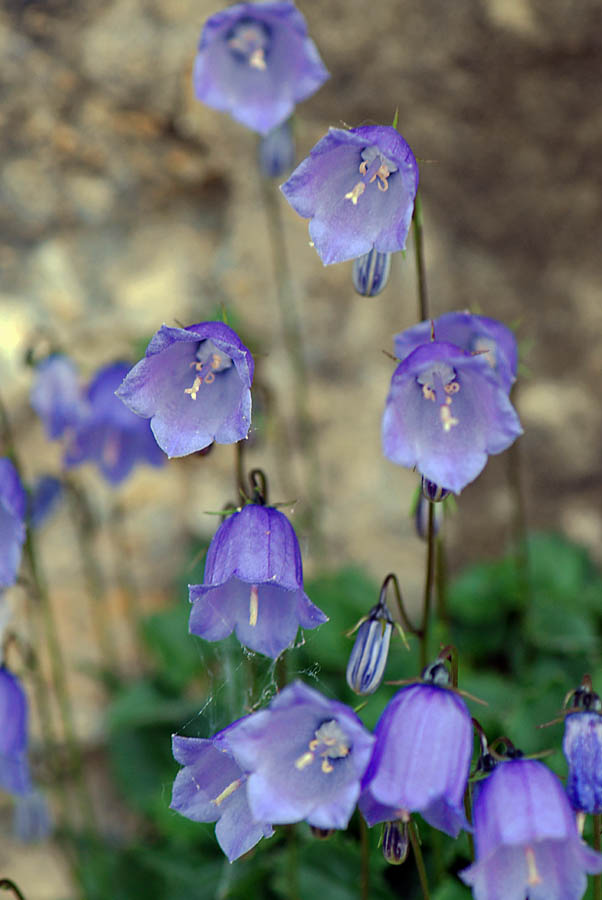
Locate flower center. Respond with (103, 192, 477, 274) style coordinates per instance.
(294, 719, 351, 774)
(226, 19, 271, 70)
(416, 362, 461, 433)
(184, 340, 233, 400)
(345, 145, 398, 206)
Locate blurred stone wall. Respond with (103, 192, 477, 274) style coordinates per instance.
(0, 0, 601, 891)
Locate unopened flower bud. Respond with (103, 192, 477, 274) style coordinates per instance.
(382, 820, 409, 865)
(352, 249, 392, 297)
(563, 679, 602, 814)
(259, 120, 295, 178)
(421, 476, 450, 503)
(346, 598, 393, 696)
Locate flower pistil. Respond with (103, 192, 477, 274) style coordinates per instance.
(295, 720, 351, 774)
(184, 341, 233, 400)
(345, 146, 398, 205)
(227, 19, 271, 70)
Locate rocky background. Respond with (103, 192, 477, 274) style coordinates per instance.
(1, 0, 601, 895)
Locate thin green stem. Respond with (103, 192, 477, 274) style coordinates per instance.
(408, 819, 431, 900)
(286, 824, 300, 900)
(0, 879, 27, 900)
(464, 784, 475, 861)
(109, 499, 145, 663)
(593, 814, 601, 900)
(412, 191, 429, 321)
(360, 815, 370, 900)
(235, 440, 246, 502)
(420, 502, 436, 671)
(259, 174, 321, 543)
(434, 534, 449, 627)
(64, 478, 118, 673)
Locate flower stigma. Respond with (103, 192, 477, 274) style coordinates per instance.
(227, 19, 271, 70)
(294, 719, 351, 774)
(184, 340, 232, 400)
(213, 777, 244, 807)
(345, 145, 398, 206)
(525, 846, 542, 886)
(249, 584, 259, 627)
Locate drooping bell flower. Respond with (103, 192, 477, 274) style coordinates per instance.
(259, 119, 296, 177)
(30, 354, 85, 439)
(116, 322, 254, 458)
(214, 680, 375, 830)
(193, 2, 329, 135)
(562, 679, 602, 815)
(394, 312, 519, 394)
(189, 503, 327, 658)
(359, 665, 473, 837)
(352, 249, 392, 297)
(281, 125, 418, 265)
(0, 459, 27, 589)
(0, 666, 31, 797)
(171, 730, 274, 862)
(64, 362, 164, 484)
(382, 340, 523, 494)
(460, 757, 602, 900)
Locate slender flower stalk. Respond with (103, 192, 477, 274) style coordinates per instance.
(420, 501, 435, 671)
(411, 192, 429, 321)
(360, 814, 370, 900)
(0, 879, 27, 900)
(408, 820, 431, 900)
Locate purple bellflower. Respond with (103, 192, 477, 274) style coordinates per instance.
(116, 322, 254, 458)
(193, 2, 329, 135)
(64, 362, 164, 485)
(0, 459, 27, 590)
(215, 680, 375, 830)
(394, 311, 519, 394)
(359, 675, 473, 837)
(30, 354, 85, 439)
(563, 681, 602, 815)
(281, 125, 418, 265)
(189, 503, 327, 658)
(0, 666, 31, 797)
(382, 340, 523, 494)
(171, 731, 274, 862)
(460, 758, 602, 900)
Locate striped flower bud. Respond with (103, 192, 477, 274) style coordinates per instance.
(346, 592, 393, 696)
(352, 249, 392, 297)
(421, 476, 450, 503)
(382, 820, 409, 865)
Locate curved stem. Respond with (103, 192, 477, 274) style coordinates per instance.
(464, 784, 475, 861)
(419, 502, 436, 671)
(412, 191, 429, 321)
(408, 819, 431, 900)
(0, 879, 27, 900)
(380, 573, 419, 636)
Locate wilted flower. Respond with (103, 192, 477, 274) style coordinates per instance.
(171, 731, 274, 862)
(215, 680, 375, 830)
(359, 677, 473, 837)
(64, 362, 164, 485)
(414, 489, 444, 541)
(281, 125, 418, 265)
(394, 311, 519, 394)
(352, 249, 392, 297)
(259, 119, 296, 177)
(189, 503, 326, 658)
(30, 354, 85, 439)
(0, 666, 31, 796)
(563, 681, 602, 815)
(346, 589, 393, 696)
(193, 1, 329, 135)
(382, 340, 523, 494)
(460, 758, 602, 900)
(28, 476, 62, 529)
(116, 322, 254, 458)
(0, 459, 27, 589)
